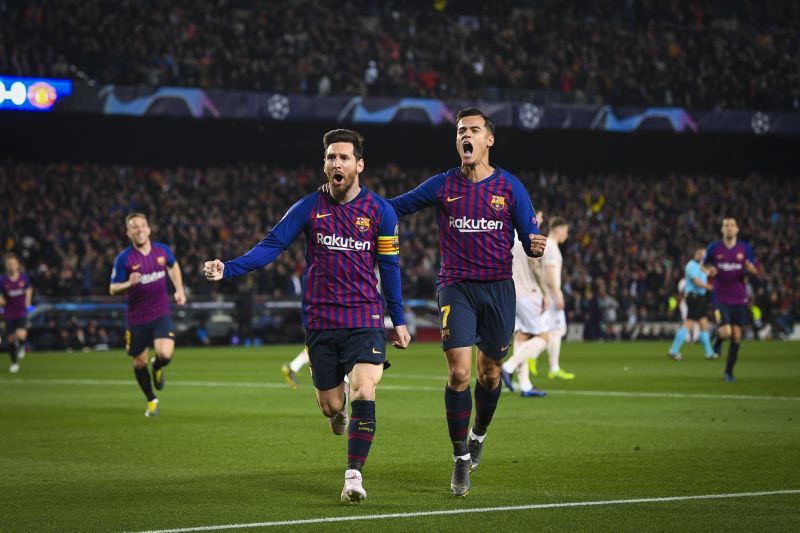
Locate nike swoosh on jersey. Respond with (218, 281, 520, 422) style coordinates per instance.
(372, 348, 382, 354)
(446, 196, 462, 202)
(132, 264, 141, 270)
(316, 213, 332, 219)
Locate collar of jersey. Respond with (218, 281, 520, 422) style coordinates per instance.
(454, 166, 500, 185)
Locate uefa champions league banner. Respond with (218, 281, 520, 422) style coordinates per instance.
(13, 79, 799, 136)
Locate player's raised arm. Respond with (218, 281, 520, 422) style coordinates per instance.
(509, 180, 545, 257)
(205, 194, 314, 282)
(388, 173, 446, 217)
(375, 201, 410, 348)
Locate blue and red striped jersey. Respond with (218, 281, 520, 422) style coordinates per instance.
(390, 166, 539, 288)
(111, 242, 176, 325)
(703, 240, 756, 306)
(223, 186, 405, 330)
(0, 273, 31, 319)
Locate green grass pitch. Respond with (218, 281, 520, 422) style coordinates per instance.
(1, 341, 798, 532)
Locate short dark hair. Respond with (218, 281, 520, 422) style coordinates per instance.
(455, 107, 496, 135)
(548, 216, 568, 230)
(323, 129, 365, 160)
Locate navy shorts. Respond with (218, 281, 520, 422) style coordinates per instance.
(437, 279, 515, 360)
(126, 315, 175, 356)
(715, 303, 750, 327)
(4, 317, 28, 333)
(305, 328, 388, 391)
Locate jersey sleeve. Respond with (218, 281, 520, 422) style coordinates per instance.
(110, 252, 129, 284)
(743, 242, 756, 263)
(162, 244, 177, 267)
(509, 178, 539, 257)
(375, 199, 405, 326)
(703, 243, 716, 266)
(685, 261, 700, 281)
(223, 194, 315, 279)
(22, 274, 31, 289)
(389, 173, 445, 217)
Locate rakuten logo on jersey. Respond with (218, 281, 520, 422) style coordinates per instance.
(448, 216, 504, 233)
(717, 262, 743, 272)
(316, 233, 372, 252)
(140, 271, 166, 285)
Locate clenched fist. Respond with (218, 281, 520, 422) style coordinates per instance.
(203, 259, 225, 281)
(529, 234, 547, 257)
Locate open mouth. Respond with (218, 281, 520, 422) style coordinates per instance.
(462, 141, 473, 157)
(332, 173, 345, 185)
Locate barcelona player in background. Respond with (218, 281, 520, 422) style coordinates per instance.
(1, 253, 33, 373)
(110, 213, 187, 416)
(704, 217, 758, 382)
(204, 129, 410, 504)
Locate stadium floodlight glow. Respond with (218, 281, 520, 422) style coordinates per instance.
(0, 76, 73, 112)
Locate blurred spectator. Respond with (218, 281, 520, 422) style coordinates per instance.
(0, 0, 798, 110)
(0, 162, 797, 329)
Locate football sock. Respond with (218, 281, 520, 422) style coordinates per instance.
(152, 355, 172, 372)
(669, 327, 688, 354)
(713, 336, 724, 355)
(289, 350, 308, 373)
(473, 380, 501, 436)
(699, 331, 714, 355)
(347, 400, 376, 472)
(445, 385, 471, 456)
(725, 342, 740, 375)
(516, 360, 533, 392)
(548, 329, 565, 372)
(8, 340, 18, 364)
(134, 366, 156, 401)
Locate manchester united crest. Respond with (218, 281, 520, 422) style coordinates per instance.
(355, 216, 371, 232)
(490, 195, 505, 211)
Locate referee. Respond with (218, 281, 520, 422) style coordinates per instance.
(668, 245, 717, 360)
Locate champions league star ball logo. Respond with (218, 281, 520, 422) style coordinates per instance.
(267, 94, 290, 120)
(490, 195, 505, 211)
(518, 103, 542, 129)
(355, 217, 371, 232)
(751, 112, 770, 135)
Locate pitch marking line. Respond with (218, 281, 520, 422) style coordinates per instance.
(1, 377, 798, 402)
(129, 489, 800, 532)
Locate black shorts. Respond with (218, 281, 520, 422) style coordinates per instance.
(685, 293, 709, 321)
(4, 317, 28, 333)
(305, 328, 388, 391)
(126, 315, 174, 356)
(715, 303, 751, 327)
(437, 279, 515, 360)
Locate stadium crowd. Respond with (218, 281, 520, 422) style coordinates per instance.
(2, 0, 798, 110)
(1, 162, 797, 339)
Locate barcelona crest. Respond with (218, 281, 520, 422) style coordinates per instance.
(490, 195, 505, 211)
(736, 253, 744, 260)
(355, 216, 371, 232)
(157, 256, 166, 266)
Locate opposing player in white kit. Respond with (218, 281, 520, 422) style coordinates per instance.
(500, 232, 548, 397)
(541, 217, 574, 380)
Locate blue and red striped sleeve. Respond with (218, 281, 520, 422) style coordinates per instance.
(375, 198, 405, 327)
(110, 249, 130, 284)
(509, 176, 539, 257)
(389, 173, 446, 217)
(223, 193, 316, 279)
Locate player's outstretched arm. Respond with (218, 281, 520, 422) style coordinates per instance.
(203, 260, 225, 282)
(388, 173, 445, 217)
(393, 325, 411, 349)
